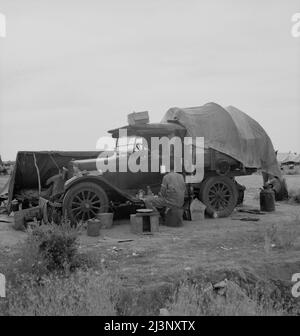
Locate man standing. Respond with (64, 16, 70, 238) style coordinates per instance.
(144, 165, 186, 211)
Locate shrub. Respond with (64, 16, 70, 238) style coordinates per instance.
(7, 221, 82, 281)
(36, 223, 79, 273)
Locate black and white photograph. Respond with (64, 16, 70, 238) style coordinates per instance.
(0, 0, 300, 320)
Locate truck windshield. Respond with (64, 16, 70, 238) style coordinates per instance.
(116, 136, 148, 153)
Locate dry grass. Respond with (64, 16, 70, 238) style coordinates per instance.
(7, 269, 119, 316)
(1, 221, 121, 316)
(263, 217, 300, 253)
(166, 280, 282, 316)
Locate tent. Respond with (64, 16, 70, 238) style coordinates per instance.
(161, 102, 281, 178)
(7, 151, 101, 206)
(281, 152, 298, 165)
(294, 154, 300, 164)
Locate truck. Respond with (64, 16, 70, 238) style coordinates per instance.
(63, 120, 256, 223)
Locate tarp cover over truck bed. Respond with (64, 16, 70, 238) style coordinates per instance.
(161, 102, 281, 178)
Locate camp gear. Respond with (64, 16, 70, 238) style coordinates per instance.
(165, 207, 184, 227)
(190, 198, 206, 221)
(260, 186, 275, 212)
(96, 212, 113, 229)
(87, 219, 101, 237)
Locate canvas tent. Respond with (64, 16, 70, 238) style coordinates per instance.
(7, 151, 101, 207)
(161, 102, 281, 178)
(281, 152, 298, 165)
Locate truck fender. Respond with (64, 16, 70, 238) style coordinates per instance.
(64, 175, 134, 203)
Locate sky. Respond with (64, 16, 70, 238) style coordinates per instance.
(0, 0, 300, 160)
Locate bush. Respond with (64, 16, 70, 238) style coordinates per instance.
(7, 221, 82, 281)
(7, 269, 120, 316)
(36, 223, 79, 273)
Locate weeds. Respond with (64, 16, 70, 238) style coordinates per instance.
(7, 269, 119, 316)
(1, 220, 121, 316)
(264, 218, 300, 252)
(166, 280, 282, 316)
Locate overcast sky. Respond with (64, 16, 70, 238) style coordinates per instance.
(0, 0, 299, 160)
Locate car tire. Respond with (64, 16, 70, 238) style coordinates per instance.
(199, 176, 238, 217)
(63, 182, 109, 224)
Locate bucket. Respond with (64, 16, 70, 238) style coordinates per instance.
(260, 187, 275, 212)
(190, 198, 206, 221)
(87, 219, 101, 237)
(11, 200, 19, 212)
(97, 212, 113, 229)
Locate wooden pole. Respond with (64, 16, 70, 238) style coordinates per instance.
(33, 153, 41, 197)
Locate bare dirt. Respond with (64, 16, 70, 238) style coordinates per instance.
(1, 174, 300, 314)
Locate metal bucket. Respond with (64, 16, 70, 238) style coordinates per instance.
(97, 213, 113, 229)
(260, 187, 275, 212)
(87, 219, 101, 237)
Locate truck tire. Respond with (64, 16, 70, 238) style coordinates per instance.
(199, 176, 238, 217)
(63, 182, 109, 224)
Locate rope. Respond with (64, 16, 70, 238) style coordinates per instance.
(33, 153, 41, 197)
(48, 153, 60, 172)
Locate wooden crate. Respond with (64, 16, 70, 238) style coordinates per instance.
(130, 212, 159, 234)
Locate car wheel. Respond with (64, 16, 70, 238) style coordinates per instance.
(63, 182, 109, 224)
(199, 176, 238, 217)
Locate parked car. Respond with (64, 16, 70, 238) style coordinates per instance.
(63, 122, 255, 223)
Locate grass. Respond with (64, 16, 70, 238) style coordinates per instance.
(288, 188, 300, 204)
(6, 269, 119, 316)
(166, 280, 282, 316)
(0, 221, 120, 316)
(263, 217, 300, 253)
(1, 217, 300, 316)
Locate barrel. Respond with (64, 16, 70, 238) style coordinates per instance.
(260, 187, 275, 212)
(97, 213, 113, 229)
(87, 219, 101, 237)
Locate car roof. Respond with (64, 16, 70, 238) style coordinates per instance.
(108, 122, 186, 138)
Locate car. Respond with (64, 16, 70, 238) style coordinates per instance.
(63, 122, 255, 223)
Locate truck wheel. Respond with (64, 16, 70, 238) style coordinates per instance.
(63, 182, 109, 223)
(199, 176, 238, 217)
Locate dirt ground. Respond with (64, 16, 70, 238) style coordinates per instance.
(1, 173, 300, 310)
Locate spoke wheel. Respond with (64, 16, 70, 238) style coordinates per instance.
(200, 176, 238, 217)
(63, 182, 109, 224)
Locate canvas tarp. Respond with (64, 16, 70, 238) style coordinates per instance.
(7, 151, 101, 205)
(161, 102, 281, 178)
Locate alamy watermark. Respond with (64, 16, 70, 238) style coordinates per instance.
(291, 273, 300, 298)
(95, 129, 204, 183)
(0, 12, 6, 38)
(0, 273, 5, 298)
(291, 13, 300, 38)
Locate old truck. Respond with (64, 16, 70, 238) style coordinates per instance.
(62, 103, 268, 223)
